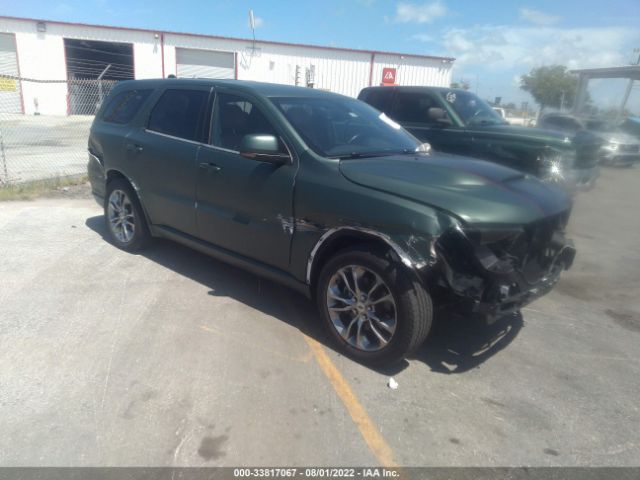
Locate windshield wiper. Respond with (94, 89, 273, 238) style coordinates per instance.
(331, 149, 428, 160)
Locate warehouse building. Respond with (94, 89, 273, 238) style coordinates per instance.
(0, 15, 454, 116)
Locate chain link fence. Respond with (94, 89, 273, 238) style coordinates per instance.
(0, 75, 117, 185)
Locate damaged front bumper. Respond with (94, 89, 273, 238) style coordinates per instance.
(432, 224, 576, 322)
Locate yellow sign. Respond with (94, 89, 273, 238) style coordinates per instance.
(0, 78, 17, 92)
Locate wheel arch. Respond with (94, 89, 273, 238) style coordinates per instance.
(105, 169, 153, 230)
(306, 227, 427, 291)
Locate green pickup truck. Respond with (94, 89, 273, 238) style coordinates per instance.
(358, 86, 600, 192)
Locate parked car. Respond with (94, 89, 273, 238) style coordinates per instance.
(358, 86, 600, 192)
(537, 113, 640, 166)
(492, 107, 506, 119)
(620, 116, 640, 140)
(88, 79, 576, 364)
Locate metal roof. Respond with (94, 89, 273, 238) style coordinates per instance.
(570, 65, 640, 80)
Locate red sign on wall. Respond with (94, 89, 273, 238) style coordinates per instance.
(382, 68, 397, 85)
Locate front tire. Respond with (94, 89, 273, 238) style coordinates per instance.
(104, 178, 150, 252)
(316, 246, 432, 365)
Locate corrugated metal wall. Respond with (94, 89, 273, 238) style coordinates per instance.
(162, 32, 452, 98)
(237, 44, 372, 98)
(371, 53, 451, 88)
(0, 16, 454, 115)
(0, 32, 22, 113)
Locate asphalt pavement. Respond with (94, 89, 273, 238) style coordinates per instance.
(0, 167, 638, 467)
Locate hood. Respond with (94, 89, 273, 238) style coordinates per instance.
(339, 153, 572, 226)
(470, 123, 572, 144)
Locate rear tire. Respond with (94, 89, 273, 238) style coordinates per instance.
(316, 245, 432, 365)
(104, 178, 150, 252)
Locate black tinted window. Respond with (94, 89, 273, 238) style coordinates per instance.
(545, 116, 581, 131)
(391, 92, 438, 123)
(102, 89, 151, 124)
(561, 118, 583, 131)
(362, 89, 390, 112)
(541, 116, 560, 127)
(212, 93, 280, 151)
(148, 89, 208, 142)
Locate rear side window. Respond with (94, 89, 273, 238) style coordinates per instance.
(362, 89, 390, 112)
(391, 92, 438, 124)
(102, 89, 152, 124)
(147, 89, 208, 142)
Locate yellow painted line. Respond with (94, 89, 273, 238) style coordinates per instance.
(302, 334, 398, 468)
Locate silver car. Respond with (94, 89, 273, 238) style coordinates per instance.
(538, 113, 640, 166)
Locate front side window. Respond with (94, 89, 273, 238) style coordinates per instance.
(438, 90, 506, 127)
(212, 93, 280, 152)
(102, 89, 152, 124)
(390, 92, 441, 124)
(558, 117, 583, 131)
(542, 116, 562, 127)
(147, 89, 208, 142)
(272, 96, 421, 158)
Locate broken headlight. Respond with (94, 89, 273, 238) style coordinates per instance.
(438, 225, 523, 275)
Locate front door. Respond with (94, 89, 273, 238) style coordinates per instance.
(195, 91, 296, 270)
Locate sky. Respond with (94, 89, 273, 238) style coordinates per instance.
(2, 0, 640, 113)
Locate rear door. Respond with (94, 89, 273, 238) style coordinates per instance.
(195, 89, 296, 270)
(125, 86, 212, 236)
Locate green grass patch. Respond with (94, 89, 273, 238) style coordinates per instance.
(0, 175, 89, 201)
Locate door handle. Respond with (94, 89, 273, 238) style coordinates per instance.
(126, 143, 143, 153)
(199, 162, 221, 172)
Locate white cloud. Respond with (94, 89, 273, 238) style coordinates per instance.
(442, 25, 639, 71)
(395, 1, 447, 24)
(412, 33, 434, 42)
(519, 7, 561, 26)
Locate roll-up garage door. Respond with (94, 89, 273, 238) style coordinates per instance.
(0, 33, 22, 114)
(176, 48, 235, 79)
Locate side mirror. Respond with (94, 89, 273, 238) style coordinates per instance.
(428, 107, 452, 126)
(239, 134, 291, 165)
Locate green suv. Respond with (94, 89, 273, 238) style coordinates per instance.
(88, 79, 576, 365)
(358, 86, 601, 192)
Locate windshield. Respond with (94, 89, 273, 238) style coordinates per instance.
(272, 96, 422, 158)
(438, 90, 507, 126)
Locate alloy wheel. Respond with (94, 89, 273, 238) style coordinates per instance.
(107, 189, 135, 244)
(326, 265, 397, 351)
